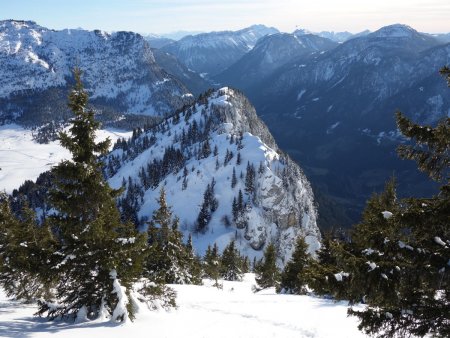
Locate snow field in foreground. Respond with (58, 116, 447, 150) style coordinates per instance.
(0, 274, 366, 338)
(0, 124, 131, 193)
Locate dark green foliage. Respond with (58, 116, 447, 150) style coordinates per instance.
(343, 69, 450, 337)
(255, 243, 280, 290)
(0, 195, 55, 302)
(306, 232, 347, 298)
(245, 162, 256, 195)
(346, 179, 450, 337)
(440, 66, 450, 86)
(196, 179, 218, 233)
(278, 236, 313, 294)
(231, 167, 237, 188)
(146, 188, 202, 285)
(220, 240, 244, 281)
(241, 256, 250, 273)
(396, 111, 449, 182)
(204, 243, 221, 287)
(39, 68, 147, 322)
(137, 280, 177, 311)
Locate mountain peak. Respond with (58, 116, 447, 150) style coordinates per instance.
(106, 88, 320, 261)
(371, 24, 418, 38)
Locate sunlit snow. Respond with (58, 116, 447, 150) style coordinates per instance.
(0, 274, 367, 338)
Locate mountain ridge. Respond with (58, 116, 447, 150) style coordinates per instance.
(0, 19, 191, 126)
(104, 87, 321, 262)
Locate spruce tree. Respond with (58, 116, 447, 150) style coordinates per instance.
(185, 234, 203, 285)
(146, 188, 201, 285)
(0, 195, 55, 302)
(255, 243, 280, 290)
(346, 68, 450, 338)
(39, 68, 146, 322)
(245, 162, 255, 195)
(220, 240, 243, 281)
(306, 231, 347, 298)
(204, 243, 221, 287)
(231, 167, 237, 189)
(278, 236, 313, 294)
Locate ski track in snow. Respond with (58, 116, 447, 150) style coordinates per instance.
(0, 274, 367, 338)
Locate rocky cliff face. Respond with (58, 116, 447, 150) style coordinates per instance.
(105, 88, 320, 262)
(0, 20, 191, 125)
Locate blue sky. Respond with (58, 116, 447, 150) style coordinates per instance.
(2, 0, 449, 34)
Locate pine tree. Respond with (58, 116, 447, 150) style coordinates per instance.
(39, 68, 147, 322)
(182, 166, 188, 190)
(231, 167, 237, 188)
(255, 243, 280, 290)
(220, 240, 243, 281)
(215, 157, 220, 171)
(245, 162, 256, 197)
(204, 243, 221, 287)
(184, 234, 203, 285)
(306, 231, 346, 298)
(0, 195, 55, 302)
(236, 152, 241, 165)
(146, 188, 199, 285)
(241, 256, 250, 273)
(278, 236, 313, 294)
(345, 68, 450, 338)
(196, 195, 211, 233)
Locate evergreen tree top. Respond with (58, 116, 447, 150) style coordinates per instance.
(396, 67, 450, 183)
(59, 68, 110, 165)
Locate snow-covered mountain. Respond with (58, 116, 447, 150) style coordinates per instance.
(215, 32, 337, 90)
(104, 88, 320, 262)
(230, 24, 449, 228)
(160, 25, 279, 76)
(0, 20, 191, 125)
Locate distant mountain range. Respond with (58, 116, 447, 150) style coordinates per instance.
(2, 20, 449, 230)
(160, 25, 279, 76)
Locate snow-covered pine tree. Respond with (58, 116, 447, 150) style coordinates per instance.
(254, 243, 280, 290)
(0, 195, 55, 302)
(185, 234, 203, 285)
(146, 188, 201, 284)
(196, 193, 211, 233)
(346, 68, 450, 338)
(204, 243, 221, 287)
(245, 162, 255, 195)
(39, 68, 147, 322)
(278, 236, 313, 294)
(306, 231, 347, 298)
(220, 240, 243, 281)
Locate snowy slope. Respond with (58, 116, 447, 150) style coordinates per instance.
(106, 88, 320, 262)
(0, 124, 131, 193)
(0, 274, 367, 338)
(0, 20, 190, 124)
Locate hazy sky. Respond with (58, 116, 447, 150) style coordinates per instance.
(2, 0, 449, 35)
